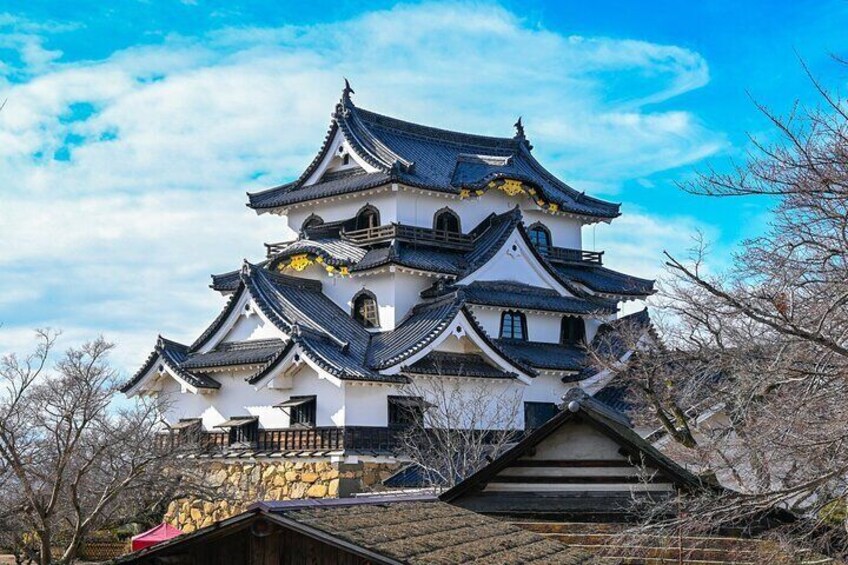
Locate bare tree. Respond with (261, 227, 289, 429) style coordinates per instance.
(396, 373, 523, 489)
(589, 58, 848, 557)
(0, 330, 207, 565)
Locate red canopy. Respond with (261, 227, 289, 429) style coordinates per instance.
(131, 523, 183, 552)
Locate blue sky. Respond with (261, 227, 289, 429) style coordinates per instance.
(1, 0, 846, 373)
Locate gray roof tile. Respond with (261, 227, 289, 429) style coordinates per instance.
(426, 280, 617, 315)
(495, 338, 587, 377)
(553, 262, 655, 297)
(180, 339, 287, 369)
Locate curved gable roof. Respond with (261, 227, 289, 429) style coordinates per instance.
(248, 89, 620, 221)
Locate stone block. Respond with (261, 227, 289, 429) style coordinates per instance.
(306, 483, 327, 498)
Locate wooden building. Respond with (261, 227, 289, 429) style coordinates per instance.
(440, 388, 705, 522)
(114, 497, 597, 565)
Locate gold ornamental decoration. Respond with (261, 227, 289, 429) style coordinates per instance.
(499, 179, 526, 197)
(287, 254, 312, 272)
(277, 253, 350, 277)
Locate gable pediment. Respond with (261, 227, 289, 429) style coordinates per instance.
(458, 231, 573, 296)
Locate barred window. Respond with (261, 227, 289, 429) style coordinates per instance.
(528, 223, 552, 255)
(288, 396, 316, 428)
(353, 291, 380, 328)
(560, 317, 585, 345)
(500, 310, 527, 340)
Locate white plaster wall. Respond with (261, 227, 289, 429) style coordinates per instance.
(395, 189, 582, 249)
(286, 190, 398, 233)
(522, 373, 570, 404)
(343, 383, 401, 426)
(221, 311, 286, 343)
(156, 363, 345, 429)
(531, 422, 627, 460)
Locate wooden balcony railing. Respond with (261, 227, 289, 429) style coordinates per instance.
(155, 426, 405, 453)
(265, 240, 296, 257)
(341, 223, 475, 250)
(543, 245, 603, 265)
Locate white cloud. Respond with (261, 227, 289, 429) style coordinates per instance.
(0, 2, 726, 372)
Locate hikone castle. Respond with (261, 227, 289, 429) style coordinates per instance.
(120, 82, 656, 528)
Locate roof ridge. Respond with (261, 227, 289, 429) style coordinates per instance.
(351, 106, 519, 151)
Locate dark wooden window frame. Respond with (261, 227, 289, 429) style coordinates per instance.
(560, 316, 586, 346)
(527, 222, 552, 255)
(499, 310, 528, 340)
(301, 214, 324, 232)
(524, 401, 558, 430)
(432, 207, 462, 235)
(387, 396, 426, 428)
(286, 395, 317, 428)
(354, 204, 381, 231)
(352, 289, 380, 329)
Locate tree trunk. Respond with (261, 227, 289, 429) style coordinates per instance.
(37, 530, 51, 565)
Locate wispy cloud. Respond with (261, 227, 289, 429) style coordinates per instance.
(0, 2, 725, 371)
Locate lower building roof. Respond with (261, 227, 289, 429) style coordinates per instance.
(255, 498, 598, 564)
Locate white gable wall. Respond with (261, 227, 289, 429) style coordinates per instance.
(155, 363, 346, 430)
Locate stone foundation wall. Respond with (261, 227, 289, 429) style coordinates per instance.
(166, 460, 399, 532)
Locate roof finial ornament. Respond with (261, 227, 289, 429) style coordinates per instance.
(514, 117, 525, 139)
(513, 117, 533, 150)
(342, 78, 355, 102)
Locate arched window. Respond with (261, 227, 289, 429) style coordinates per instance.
(352, 290, 380, 328)
(528, 223, 552, 255)
(560, 317, 585, 346)
(355, 205, 381, 231)
(500, 310, 527, 340)
(301, 214, 324, 232)
(433, 208, 461, 235)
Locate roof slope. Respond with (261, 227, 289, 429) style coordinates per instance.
(120, 337, 221, 394)
(552, 262, 655, 297)
(248, 88, 619, 220)
(259, 498, 598, 564)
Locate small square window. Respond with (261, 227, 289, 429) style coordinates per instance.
(524, 402, 558, 430)
(279, 396, 316, 428)
(388, 396, 426, 428)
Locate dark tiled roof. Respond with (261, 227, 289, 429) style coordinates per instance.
(495, 339, 587, 376)
(593, 381, 637, 416)
(269, 499, 597, 564)
(426, 280, 616, 315)
(120, 337, 221, 394)
(553, 262, 655, 297)
(402, 351, 517, 379)
(368, 293, 464, 370)
(248, 95, 619, 221)
(461, 207, 522, 275)
(268, 238, 367, 267)
(180, 339, 287, 369)
(210, 269, 241, 292)
(350, 242, 466, 275)
(247, 171, 393, 210)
